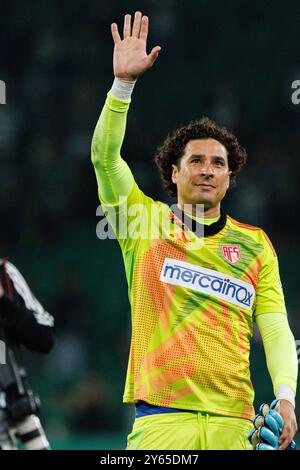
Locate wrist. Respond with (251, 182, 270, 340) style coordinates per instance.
(276, 384, 295, 408)
(110, 77, 136, 101)
(115, 76, 137, 84)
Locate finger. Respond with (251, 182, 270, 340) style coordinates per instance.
(146, 46, 161, 67)
(140, 15, 149, 41)
(279, 436, 291, 450)
(111, 23, 121, 44)
(257, 443, 276, 450)
(253, 413, 264, 429)
(278, 427, 293, 449)
(264, 413, 280, 437)
(258, 426, 279, 448)
(132, 11, 142, 37)
(286, 440, 297, 450)
(269, 410, 284, 433)
(259, 404, 270, 416)
(123, 14, 131, 39)
(248, 428, 260, 448)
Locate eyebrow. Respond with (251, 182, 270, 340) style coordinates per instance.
(188, 154, 226, 161)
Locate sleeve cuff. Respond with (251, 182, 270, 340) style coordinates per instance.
(110, 77, 136, 101)
(276, 384, 296, 408)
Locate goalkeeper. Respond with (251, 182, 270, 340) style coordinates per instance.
(91, 11, 298, 450)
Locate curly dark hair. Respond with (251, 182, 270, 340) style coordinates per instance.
(154, 116, 247, 198)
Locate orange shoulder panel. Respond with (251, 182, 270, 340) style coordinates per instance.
(227, 215, 261, 231)
(227, 216, 277, 256)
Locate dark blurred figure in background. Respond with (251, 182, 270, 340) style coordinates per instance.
(0, 258, 54, 449)
(68, 371, 113, 433)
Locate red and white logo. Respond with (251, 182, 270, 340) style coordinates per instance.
(221, 245, 241, 264)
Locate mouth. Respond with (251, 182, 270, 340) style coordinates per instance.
(194, 183, 216, 189)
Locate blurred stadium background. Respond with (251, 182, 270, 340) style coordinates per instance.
(0, 0, 299, 449)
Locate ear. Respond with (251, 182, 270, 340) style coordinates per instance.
(227, 170, 232, 189)
(172, 164, 179, 184)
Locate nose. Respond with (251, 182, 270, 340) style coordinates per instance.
(200, 162, 214, 177)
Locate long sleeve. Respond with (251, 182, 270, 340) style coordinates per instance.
(91, 92, 135, 205)
(0, 261, 54, 354)
(256, 313, 298, 398)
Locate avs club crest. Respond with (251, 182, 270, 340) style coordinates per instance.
(221, 245, 241, 264)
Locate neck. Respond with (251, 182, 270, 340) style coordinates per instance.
(177, 199, 221, 219)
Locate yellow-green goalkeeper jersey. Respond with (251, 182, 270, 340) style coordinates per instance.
(92, 94, 287, 421)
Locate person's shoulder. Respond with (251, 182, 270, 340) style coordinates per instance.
(135, 185, 169, 210)
(4, 259, 20, 272)
(0, 259, 19, 276)
(3, 260, 30, 287)
(227, 215, 262, 232)
(227, 215, 276, 255)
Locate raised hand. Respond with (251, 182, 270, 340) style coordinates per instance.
(111, 11, 161, 81)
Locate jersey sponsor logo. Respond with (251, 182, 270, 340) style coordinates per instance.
(221, 245, 241, 264)
(160, 258, 255, 311)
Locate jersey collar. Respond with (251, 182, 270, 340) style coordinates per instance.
(171, 205, 227, 238)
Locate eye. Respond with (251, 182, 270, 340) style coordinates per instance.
(215, 160, 224, 166)
(191, 158, 200, 164)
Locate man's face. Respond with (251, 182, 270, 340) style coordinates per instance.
(172, 138, 231, 210)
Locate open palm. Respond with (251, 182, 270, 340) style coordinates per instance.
(111, 12, 161, 81)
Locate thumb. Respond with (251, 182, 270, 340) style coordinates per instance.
(146, 46, 161, 67)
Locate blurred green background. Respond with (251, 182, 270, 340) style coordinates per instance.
(0, 0, 299, 449)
